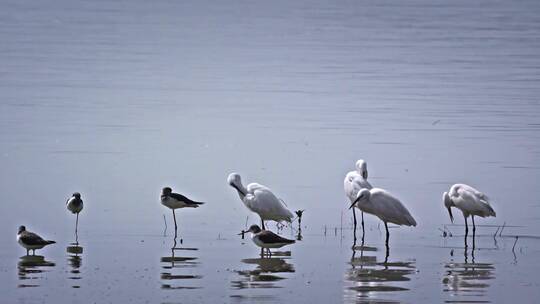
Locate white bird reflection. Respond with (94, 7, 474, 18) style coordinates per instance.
(443, 247, 495, 302)
(345, 241, 416, 303)
(67, 243, 84, 288)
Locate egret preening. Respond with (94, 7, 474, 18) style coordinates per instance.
(344, 159, 373, 241)
(66, 192, 83, 236)
(241, 224, 295, 256)
(160, 187, 204, 236)
(349, 188, 416, 247)
(443, 184, 496, 246)
(17, 226, 56, 256)
(227, 173, 294, 230)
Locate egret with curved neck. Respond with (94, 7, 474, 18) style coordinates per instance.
(344, 159, 373, 242)
(443, 183, 496, 248)
(228, 173, 294, 230)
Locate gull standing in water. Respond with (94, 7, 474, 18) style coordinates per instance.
(228, 173, 293, 230)
(17, 226, 56, 255)
(66, 192, 83, 235)
(241, 224, 295, 256)
(349, 188, 416, 248)
(443, 183, 496, 246)
(344, 159, 373, 241)
(160, 187, 204, 236)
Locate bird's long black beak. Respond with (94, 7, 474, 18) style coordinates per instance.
(348, 197, 360, 210)
(447, 206, 454, 223)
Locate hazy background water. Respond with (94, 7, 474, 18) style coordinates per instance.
(1, 0, 540, 303)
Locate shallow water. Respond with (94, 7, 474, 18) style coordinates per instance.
(1, 0, 540, 303)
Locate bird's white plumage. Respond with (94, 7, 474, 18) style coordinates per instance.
(251, 235, 290, 249)
(444, 184, 495, 218)
(228, 173, 293, 223)
(344, 159, 373, 203)
(66, 196, 83, 214)
(344, 172, 373, 203)
(354, 188, 417, 226)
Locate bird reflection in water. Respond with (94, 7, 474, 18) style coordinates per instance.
(230, 251, 295, 301)
(443, 246, 494, 302)
(18, 255, 55, 288)
(345, 239, 416, 303)
(160, 236, 202, 290)
(67, 242, 83, 288)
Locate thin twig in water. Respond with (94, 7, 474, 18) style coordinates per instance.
(499, 222, 506, 236)
(438, 228, 447, 237)
(493, 226, 500, 238)
(340, 211, 343, 232)
(512, 236, 519, 252)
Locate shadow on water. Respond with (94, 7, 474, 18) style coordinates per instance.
(67, 242, 83, 288)
(18, 255, 56, 288)
(160, 236, 202, 290)
(230, 251, 295, 302)
(442, 247, 495, 303)
(345, 241, 416, 303)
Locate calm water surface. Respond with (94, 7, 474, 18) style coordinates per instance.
(1, 0, 540, 303)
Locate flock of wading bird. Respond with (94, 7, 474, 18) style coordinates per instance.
(17, 159, 496, 257)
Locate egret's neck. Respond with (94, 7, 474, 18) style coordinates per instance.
(233, 182, 248, 200)
(356, 195, 373, 210)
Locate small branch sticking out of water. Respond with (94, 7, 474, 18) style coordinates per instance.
(512, 236, 519, 252)
(340, 211, 343, 232)
(438, 228, 447, 237)
(295, 210, 304, 227)
(499, 222, 506, 236)
(493, 226, 500, 238)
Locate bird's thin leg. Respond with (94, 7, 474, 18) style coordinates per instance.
(172, 209, 178, 238)
(75, 213, 79, 236)
(464, 216, 469, 248)
(32, 249, 35, 256)
(26, 249, 29, 256)
(260, 217, 265, 230)
(260, 247, 264, 257)
(352, 207, 357, 242)
(361, 211, 365, 243)
(472, 215, 476, 237)
(384, 221, 390, 247)
(472, 215, 476, 250)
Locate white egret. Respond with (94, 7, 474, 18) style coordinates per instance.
(160, 187, 204, 235)
(227, 173, 294, 230)
(241, 224, 295, 256)
(66, 192, 83, 235)
(443, 183, 496, 241)
(344, 159, 373, 240)
(349, 188, 416, 246)
(17, 226, 56, 256)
